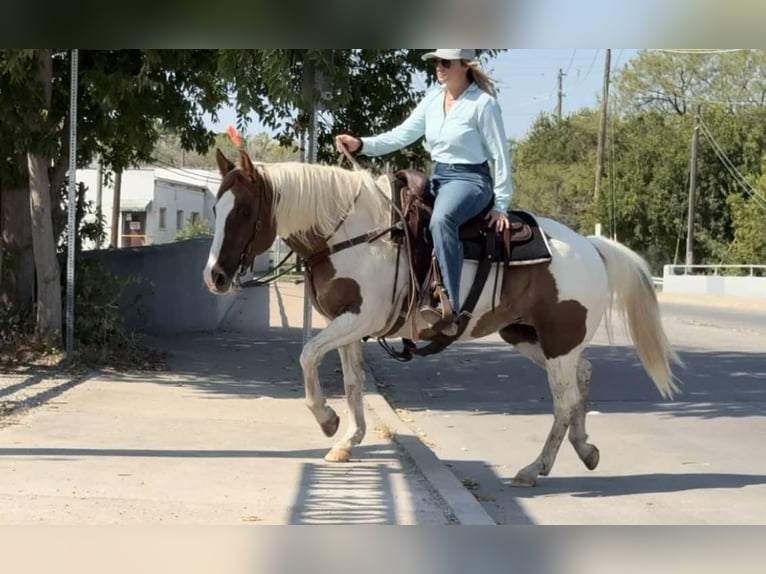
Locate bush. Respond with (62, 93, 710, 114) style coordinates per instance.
(174, 218, 213, 241)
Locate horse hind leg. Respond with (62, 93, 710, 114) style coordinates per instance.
(325, 342, 367, 463)
(511, 352, 582, 488)
(568, 357, 600, 471)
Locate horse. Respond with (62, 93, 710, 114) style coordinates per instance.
(203, 149, 682, 487)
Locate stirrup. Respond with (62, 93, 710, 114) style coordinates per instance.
(419, 305, 459, 337)
(419, 305, 444, 326)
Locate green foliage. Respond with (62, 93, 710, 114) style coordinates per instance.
(174, 217, 213, 241)
(512, 111, 599, 231)
(726, 168, 766, 264)
(614, 49, 766, 116)
(68, 257, 158, 367)
(513, 105, 766, 273)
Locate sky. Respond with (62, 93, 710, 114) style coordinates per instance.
(205, 49, 639, 143)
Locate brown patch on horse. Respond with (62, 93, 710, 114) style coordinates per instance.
(471, 264, 587, 359)
(498, 324, 538, 346)
(285, 232, 364, 319)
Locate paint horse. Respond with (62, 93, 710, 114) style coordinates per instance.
(203, 149, 681, 487)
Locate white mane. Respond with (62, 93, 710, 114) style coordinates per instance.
(258, 162, 390, 239)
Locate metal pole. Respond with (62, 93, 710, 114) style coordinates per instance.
(302, 61, 317, 345)
(65, 49, 79, 361)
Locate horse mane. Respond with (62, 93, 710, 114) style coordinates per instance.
(257, 162, 391, 239)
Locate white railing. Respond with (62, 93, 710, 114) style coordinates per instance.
(662, 264, 766, 299)
(664, 264, 766, 277)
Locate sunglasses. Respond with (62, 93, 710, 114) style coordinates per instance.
(434, 58, 455, 69)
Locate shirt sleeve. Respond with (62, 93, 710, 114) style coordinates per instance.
(477, 97, 513, 212)
(360, 92, 431, 157)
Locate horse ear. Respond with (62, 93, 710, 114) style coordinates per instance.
(239, 150, 256, 180)
(216, 149, 236, 176)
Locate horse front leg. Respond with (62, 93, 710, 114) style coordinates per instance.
(324, 341, 367, 462)
(299, 312, 378, 461)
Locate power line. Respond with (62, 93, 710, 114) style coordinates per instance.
(611, 49, 626, 73)
(697, 117, 766, 212)
(564, 49, 577, 77)
(581, 49, 601, 83)
(151, 157, 221, 185)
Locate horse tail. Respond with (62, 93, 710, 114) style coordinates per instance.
(588, 235, 682, 399)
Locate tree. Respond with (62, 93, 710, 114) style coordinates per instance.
(26, 50, 63, 346)
(726, 193, 766, 265)
(614, 49, 766, 115)
(219, 49, 505, 169)
(1, 49, 230, 347)
(152, 131, 300, 168)
(512, 110, 600, 232)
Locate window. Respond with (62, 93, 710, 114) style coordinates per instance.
(176, 210, 184, 230)
(159, 208, 167, 229)
(190, 212, 200, 224)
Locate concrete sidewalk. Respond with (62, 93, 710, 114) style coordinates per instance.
(0, 282, 462, 525)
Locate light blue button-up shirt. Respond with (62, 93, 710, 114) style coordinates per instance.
(360, 83, 513, 211)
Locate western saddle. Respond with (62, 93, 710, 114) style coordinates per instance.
(380, 168, 533, 359)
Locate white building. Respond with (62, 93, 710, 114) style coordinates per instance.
(78, 166, 221, 249)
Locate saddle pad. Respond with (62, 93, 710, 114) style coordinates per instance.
(462, 210, 552, 265)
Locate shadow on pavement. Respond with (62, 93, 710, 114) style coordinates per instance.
(365, 339, 766, 420)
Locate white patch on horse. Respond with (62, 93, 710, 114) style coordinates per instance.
(202, 190, 234, 290)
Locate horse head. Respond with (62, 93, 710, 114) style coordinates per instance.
(203, 149, 277, 293)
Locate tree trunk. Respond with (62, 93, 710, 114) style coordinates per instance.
(28, 155, 62, 347)
(27, 49, 62, 348)
(0, 187, 35, 317)
(50, 153, 69, 244)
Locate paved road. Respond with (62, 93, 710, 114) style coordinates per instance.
(364, 299, 766, 524)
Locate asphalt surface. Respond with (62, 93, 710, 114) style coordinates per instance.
(363, 298, 766, 524)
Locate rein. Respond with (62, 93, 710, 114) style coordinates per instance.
(233, 248, 296, 289)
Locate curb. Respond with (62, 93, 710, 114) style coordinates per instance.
(360, 355, 496, 526)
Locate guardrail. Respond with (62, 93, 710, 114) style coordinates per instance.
(662, 264, 766, 299)
(664, 264, 766, 277)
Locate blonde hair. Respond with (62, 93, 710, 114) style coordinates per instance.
(464, 60, 498, 97)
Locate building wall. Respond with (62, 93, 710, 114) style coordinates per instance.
(78, 167, 220, 249)
(148, 179, 209, 245)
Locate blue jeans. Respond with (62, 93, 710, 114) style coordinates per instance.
(429, 162, 494, 313)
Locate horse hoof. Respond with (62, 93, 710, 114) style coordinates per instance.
(511, 473, 537, 488)
(320, 412, 340, 437)
(325, 447, 352, 463)
(584, 445, 600, 470)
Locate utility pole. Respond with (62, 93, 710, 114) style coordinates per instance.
(110, 170, 122, 249)
(685, 104, 702, 268)
(555, 68, 565, 120)
(594, 48, 612, 237)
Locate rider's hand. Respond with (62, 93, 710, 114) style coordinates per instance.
(485, 208, 510, 233)
(335, 134, 362, 153)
